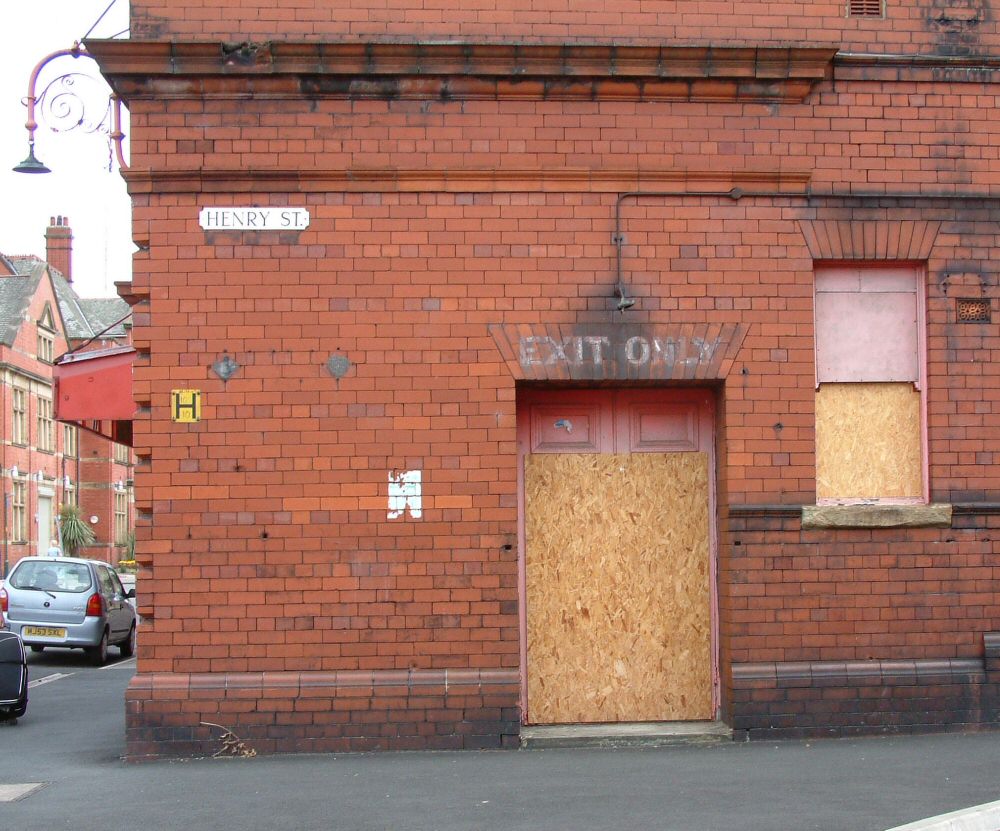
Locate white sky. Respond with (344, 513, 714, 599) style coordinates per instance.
(0, 0, 133, 298)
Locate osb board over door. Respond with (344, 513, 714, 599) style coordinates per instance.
(525, 452, 712, 723)
(518, 388, 716, 725)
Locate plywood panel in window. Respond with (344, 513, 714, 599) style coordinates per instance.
(816, 383, 922, 501)
(815, 275, 919, 383)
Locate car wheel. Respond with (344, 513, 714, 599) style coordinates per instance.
(87, 630, 109, 666)
(119, 624, 136, 658)
(29, 645, 44, 653)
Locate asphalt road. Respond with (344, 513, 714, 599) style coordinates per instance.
(2, 649, 1000, 830)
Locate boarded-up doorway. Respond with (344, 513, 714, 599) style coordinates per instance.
(518, 388, 716, 725)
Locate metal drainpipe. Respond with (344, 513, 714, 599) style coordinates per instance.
(612, 184, 1000, 294)
(612, 187, 794, 295)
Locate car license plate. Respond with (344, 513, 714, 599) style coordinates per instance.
(23, 626, 67, 639)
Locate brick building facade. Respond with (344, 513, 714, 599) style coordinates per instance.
(0, 218, 134, 575)
(89, 1, 1000, 758)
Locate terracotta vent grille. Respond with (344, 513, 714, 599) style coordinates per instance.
(848, 0, 884, 17)
(957, 298, 991, 323)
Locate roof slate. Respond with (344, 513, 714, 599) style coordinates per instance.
(51, 274, 97, 340)
(0, 254, 131, 347)
(9, 255, 46, 279)
(77, 297, 130, 337)
(0, 275, 41, 347)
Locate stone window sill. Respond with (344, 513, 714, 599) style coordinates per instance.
(801, 503, 952, 529)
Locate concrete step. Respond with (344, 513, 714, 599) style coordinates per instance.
(520, 721, 733, 749)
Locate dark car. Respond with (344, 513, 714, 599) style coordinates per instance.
(0, 631, 28, 722)
(0, 557, 136, 665)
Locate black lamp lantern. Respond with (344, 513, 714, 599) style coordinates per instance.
(12, 141, 51, 174)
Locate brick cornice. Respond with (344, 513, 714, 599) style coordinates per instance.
(122, 166, 813, 195)
(86, 39, 836, 104)
(835, 52, 1000, 83)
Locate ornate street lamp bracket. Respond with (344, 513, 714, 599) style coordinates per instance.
(13, 42, 128, 174)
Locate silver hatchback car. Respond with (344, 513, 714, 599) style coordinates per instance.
(0, 557, 136, 665)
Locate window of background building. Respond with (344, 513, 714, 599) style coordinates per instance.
(114, 442, 130, 465)
(114, 490, 129, 545)
(37, 397, 54, 452)
(36, 306, 57, 364)
(12, 388, 27, 445)
(63, 483, 77, 508)
(63, 424, 77, 458)
(11, 479, 26, 542)
(814, 263, 925, 503)
(37, 329, 54, 364)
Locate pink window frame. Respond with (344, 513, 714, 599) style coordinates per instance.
(813, 261, 929, 506)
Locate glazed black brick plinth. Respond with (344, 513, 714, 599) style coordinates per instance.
(125, 669, 521, 760)
(730, 652, 1000, 740)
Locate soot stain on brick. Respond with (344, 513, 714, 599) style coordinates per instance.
(221, 41, 273, 67)
(300, 75, 387, 98)
(937, 267, 991, 296)
(131, 17, 166, 39)
(925, 0, 988, 55)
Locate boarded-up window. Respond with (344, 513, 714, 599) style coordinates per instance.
(814, 264, 924, 503)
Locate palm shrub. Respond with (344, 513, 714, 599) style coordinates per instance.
(118, 531, 137, 572)
(59, 504, 96, 557)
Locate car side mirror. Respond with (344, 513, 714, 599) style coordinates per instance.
(126, 589, 136, 599)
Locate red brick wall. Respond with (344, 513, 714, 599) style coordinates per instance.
(91, 9, 1000, 755)
(128, 0, 998, 57)
(126, 192, 1000, 642)
(76, 429, 132, 564)
(121, 81, 1000, 196)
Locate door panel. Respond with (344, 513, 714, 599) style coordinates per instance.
(37, 496, 52, 556)
(529, 403, 607, 453)
(619, 400, 701, 452)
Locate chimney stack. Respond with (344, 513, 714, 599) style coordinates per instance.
(45, 215, 72, 283)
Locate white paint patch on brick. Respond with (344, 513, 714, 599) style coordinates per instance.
(0, 783, 47, 802)
(388, 470, 422, 519)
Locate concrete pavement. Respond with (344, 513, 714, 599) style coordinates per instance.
(2, 653, 1000, 831)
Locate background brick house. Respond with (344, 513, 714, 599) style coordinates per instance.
(86, 0, 1000, 757)
(0, 217, 134, 575)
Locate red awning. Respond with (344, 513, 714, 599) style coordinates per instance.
(54, 345, 136, 446)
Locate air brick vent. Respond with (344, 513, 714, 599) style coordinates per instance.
(848, 0, 884, 17)
(957, 298, 991, 323)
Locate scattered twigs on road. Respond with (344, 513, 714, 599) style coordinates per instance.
(199, 721, 258, 758)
